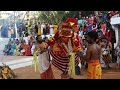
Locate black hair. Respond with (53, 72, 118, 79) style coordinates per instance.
(36, 35, 43, 44)
(87, 31, 98, 41)
(36, 35, 41, 41)
(25, 33, 29, 37)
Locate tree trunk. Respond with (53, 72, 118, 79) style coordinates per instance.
(94, 11, 100, 23)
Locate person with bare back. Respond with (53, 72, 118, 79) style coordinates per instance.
(84, 31, 102, 79)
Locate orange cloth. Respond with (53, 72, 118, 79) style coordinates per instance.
(23, 44, 31, 56)
(87, 60, 102, 79)
(40, 66, 55, 79)
(53, 25, 58, 34)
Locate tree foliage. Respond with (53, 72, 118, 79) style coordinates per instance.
(37, 11, 79, 24)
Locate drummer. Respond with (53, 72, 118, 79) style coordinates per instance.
(99, 37, 112, 68)
(115, 41, 120, 69)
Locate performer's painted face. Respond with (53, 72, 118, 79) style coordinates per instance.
(59, 27, 73, 44)
(60, 36, 70, 44)
(59, 28, 73, 38)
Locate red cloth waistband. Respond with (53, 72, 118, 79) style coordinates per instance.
(88, 60, 100, 63)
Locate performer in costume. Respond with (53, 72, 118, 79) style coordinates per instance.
(47, 18, 82, 79)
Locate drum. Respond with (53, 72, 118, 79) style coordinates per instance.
(117, 51, 120, 58)
(102, 49, 112, 63)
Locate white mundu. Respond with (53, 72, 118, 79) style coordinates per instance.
(38, 44, 50, 74)
(50, 25, 53, 34)
(38, 50, 50, 74)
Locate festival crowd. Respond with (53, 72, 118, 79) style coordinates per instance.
(2, 11, 120, 79)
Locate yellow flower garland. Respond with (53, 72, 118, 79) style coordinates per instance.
(32, 51, 40, 72)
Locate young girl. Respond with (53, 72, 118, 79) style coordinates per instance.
(100, 37, 112, 68)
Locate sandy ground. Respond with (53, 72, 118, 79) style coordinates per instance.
(13, 65, 120, 79)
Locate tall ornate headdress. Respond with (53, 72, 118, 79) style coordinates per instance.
(58, 18, 78, 37)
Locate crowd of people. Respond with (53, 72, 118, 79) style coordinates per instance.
(0, 20, 58, 39)
(77, 11, 119, 68)
(3, 33, 35, 56)
(3, 11, 120, 64)
(31, 11, 120, 79)
(2, 11, 120, 79)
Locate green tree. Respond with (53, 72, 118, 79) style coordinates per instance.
(38, 11, 66, 24)
(37, 11, 79, 24)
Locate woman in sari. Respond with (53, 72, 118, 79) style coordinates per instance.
(23, 42, 31, 56)
(9, 43, 16, 55)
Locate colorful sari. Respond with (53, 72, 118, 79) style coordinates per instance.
(23, 44, 31, 56)
(14, 45, 20, 56)
(9, 44, 16, 55)
(87, 60, 102, 79)
(38, 28, 41, 35)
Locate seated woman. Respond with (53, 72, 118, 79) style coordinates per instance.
(6, 44, 11, 55)
(25, 44, 31, 56)
(20, 42, 25, 56)
(14, 43, 21, 56)
(22, 41, 31, 56)
(3, 45, 8, 55)
(9, 43, 16, 56)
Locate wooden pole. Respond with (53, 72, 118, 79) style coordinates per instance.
(14, 11, 17, 38)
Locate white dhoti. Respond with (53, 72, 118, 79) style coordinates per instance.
(38, 51, 50, 74)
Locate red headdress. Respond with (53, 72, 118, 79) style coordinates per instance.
(65, 18, 78, 25)
(58, 18, 78, 37)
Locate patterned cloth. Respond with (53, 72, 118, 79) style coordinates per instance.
(40, 66, 54, 79)
(49, 43, 80, 74)
(87, 60, 102, 79)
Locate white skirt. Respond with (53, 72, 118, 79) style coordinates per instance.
(38, 51, 50, 74)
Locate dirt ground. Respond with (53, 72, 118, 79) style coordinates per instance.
(13, 65, 120, 79)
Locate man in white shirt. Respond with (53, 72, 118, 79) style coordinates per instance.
(50, 24, 53, 35)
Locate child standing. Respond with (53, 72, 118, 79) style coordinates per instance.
(115, 41, 120, 68)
